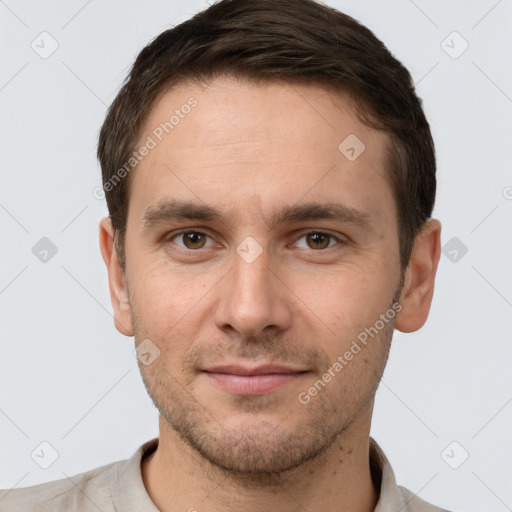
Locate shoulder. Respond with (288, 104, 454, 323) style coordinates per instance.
(0, 459, 122, 512)
(397, 485, 453, 512)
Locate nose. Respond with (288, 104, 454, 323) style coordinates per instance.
(213, 242, 293, 339)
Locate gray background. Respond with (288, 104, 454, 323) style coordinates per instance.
(1, 1, 511, 510)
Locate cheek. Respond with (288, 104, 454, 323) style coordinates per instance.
(293, 259, 395, 338)
(128, 259, 218, 349)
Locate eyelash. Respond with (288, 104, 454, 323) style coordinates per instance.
(164, 229, 346, 254)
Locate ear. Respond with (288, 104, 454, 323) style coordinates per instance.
(395, 219, 441, 333)
(99, 217, 133, 336)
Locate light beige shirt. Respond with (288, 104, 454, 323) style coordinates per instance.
(0, 437, 451, 511)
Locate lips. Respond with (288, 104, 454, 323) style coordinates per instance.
(202, 363, 308, 395)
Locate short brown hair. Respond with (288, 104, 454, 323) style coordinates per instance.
(98, 0, 436, 271)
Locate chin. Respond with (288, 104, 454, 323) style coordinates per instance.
(162, 399, 345, 477)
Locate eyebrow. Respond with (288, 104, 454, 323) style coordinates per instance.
(141, 199, 373, 231)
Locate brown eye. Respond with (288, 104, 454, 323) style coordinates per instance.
(181, 231, 207, 249)
(165, 230, 216, 254)
(305, 232, 332, 250)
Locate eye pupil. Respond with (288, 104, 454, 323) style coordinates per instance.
(307, 232, 329, 249)
(184, 232, 206, 249)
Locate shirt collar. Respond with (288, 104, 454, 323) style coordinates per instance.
(111, 436, 401, 511)
(370, 437, 402, 511)
(111, 437, 160, 512)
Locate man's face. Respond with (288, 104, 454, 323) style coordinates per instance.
(122, 76, 404, 474)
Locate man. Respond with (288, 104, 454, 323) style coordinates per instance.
(0, 0, 449, 510)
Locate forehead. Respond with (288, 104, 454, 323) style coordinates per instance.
(138, 76, 387, 154)
(129, 75, 394, 226)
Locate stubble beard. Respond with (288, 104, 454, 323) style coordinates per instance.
(132, 281, 402, 481)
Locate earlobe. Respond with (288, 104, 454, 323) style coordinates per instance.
(394, 219, 442, 334)
(99, 217, 134, 337)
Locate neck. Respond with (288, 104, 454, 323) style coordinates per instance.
(141, 405, 379, 512)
